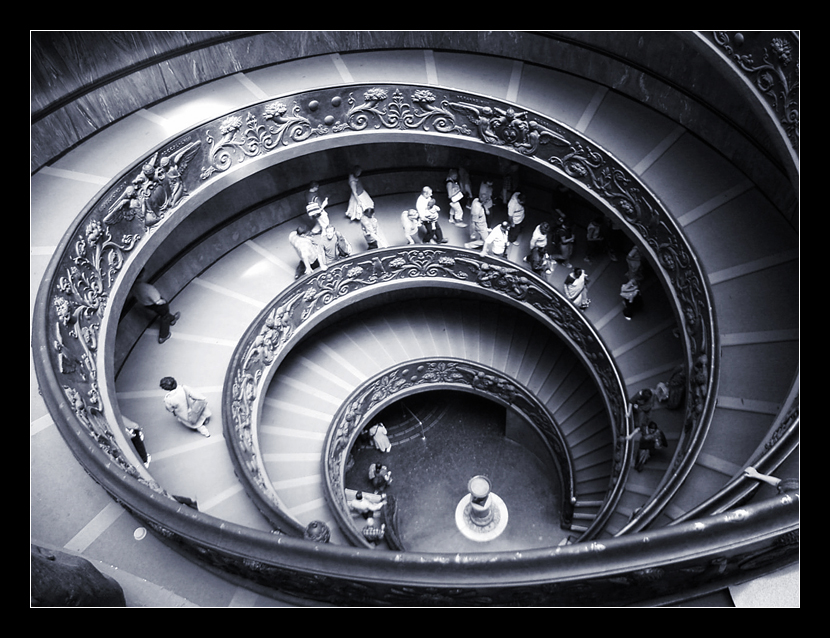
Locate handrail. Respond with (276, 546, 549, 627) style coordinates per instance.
(670, 375, 799, 524)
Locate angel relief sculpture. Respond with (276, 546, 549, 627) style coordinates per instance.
(449, 101, 569, 155)
(104, 140, 201, 230)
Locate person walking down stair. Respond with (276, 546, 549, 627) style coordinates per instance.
(446, 169, 467, 227)
(346, 165, 374, 222)
(620, 278, 643, 320)
(525, 221, 553, 276)
(360, 208, 385, 250)
(306, 181, 329, 236)
(289, 224, 327, 279)
(132, 277, 180, 344)
(564, 268, 591, 310)
(401, 209, 423, 244)
(419, 195, 447, 244)
(478, 178, 495, 218)
(464, 197, 489, 249)
(481, 221, 510, 258)
(369, 463, 393, 493)
(625, 420, 668, 472)
(160, 376, 212, 437)
(506, 191, 526, 245)
(368, 422, 392, 453)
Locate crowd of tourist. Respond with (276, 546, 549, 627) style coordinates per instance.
(135, 162, 670, 488)
(287, 163, 649, 326)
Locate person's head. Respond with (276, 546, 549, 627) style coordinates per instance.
(428, 198, 437, 208)
(355, 491, 363, 500)
(352, 165, 362, 177)
(159, 376, 177, 391)
(325, 225, 335, 239)
(422, 186, 433, 198)
(296, 224, 309, 235)
(573, 268, 583, 278)
(539, 221, 550, 234)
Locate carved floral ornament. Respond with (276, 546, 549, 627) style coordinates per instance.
(41, 84, 712, 501)
(711, 31, 799, 152)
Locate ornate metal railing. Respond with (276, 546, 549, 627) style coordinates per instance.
(703, 31, 799, 156)
(34, 82, 717, 526)
(320, 357, 580, 547)
(31, 81, 740, 603)
(222, 246, 629, 537)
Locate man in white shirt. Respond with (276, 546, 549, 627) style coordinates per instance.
(464, 198, 489, 249)
(416, 187, 447, 244)
(416, 186, 434, 217)
(481, 221, 510, 258)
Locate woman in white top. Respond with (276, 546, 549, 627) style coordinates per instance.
(346, 165, 374, 221)
(401, 209, 422, 244)
(564, 268, 591, 310)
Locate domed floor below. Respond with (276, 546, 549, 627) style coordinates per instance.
(344, 391, 571, 553)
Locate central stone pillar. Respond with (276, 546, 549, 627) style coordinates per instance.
(455, 475, 508, 541)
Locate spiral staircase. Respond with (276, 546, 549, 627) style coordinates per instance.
(31, 31, 798, 606)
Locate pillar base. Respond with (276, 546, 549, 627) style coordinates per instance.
(455, 493, 508, 542)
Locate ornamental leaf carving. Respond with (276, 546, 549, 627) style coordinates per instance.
(200, 102, 314, 179)
(711, 32, 799, 151)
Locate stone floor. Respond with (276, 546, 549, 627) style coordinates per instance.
(345, 391, 571, 553)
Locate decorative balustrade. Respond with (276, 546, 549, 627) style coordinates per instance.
(30, 81, 753, 603)
(33, 82, 716, 521)
(223, 246, 629, 537)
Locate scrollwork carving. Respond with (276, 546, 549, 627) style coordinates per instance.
(50, 221, 140, 431)
(711, 32, 799, 151)
(200, 102, 314, 179)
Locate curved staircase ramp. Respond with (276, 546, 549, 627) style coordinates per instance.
(31, 34, 798, 605)
(259, 296, 610, 537)
(219, 243, 629, 539)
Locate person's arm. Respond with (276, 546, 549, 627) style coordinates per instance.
(481, 231, 494, 256)
(743, 466, 782, 487)
(625, 428, 641, 441)
(315, 241, 328, 269)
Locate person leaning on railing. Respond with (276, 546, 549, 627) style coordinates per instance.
(743, 467, 799, 494)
